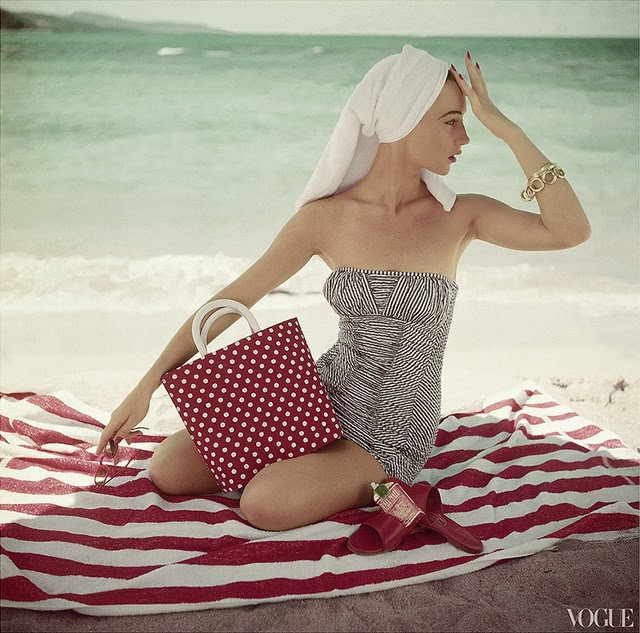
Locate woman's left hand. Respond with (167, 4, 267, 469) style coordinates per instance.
(452, 52, 518, 140)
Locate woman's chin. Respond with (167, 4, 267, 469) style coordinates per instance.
(429, 164, 451, 177)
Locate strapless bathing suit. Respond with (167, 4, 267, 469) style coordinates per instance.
(316, 267, 458, 483)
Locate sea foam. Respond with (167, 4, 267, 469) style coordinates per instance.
(1, 252, 637, 316)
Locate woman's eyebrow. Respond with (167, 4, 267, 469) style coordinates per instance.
(439, 110, 464, 118)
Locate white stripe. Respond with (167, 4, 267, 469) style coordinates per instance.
(1, 537, 201, 570)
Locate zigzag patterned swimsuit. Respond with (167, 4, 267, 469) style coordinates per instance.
(316, 267, 458, 483)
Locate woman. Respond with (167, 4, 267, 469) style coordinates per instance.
(97, 47, 590, 532)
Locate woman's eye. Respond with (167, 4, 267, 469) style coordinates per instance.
(445, 120, 457, 126)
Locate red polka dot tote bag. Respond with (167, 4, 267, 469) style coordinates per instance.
(161, 299, 343, 491)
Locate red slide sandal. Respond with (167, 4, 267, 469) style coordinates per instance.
(347, 509, 418, 555)
(410, 481, 483, 554)
(347, 478, 483, 555)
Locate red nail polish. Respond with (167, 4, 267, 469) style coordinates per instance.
(466, 50, 471, 59)
(451, 64, 457, 72)
(475, 62, 480, 69)
(458, 73, 464, 80)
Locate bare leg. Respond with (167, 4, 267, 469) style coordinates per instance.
(149, 429, 220, 495)
(149, 432, 386, 530)
(239, 439, 387, 531)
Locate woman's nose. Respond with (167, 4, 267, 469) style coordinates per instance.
(459, 123, 470, 145)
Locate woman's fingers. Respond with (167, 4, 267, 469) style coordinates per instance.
(96, 414, 126, 455)
(455, 51, 515, 139)
(97, 409, 134, 454)
(96, 391, 151, 454)
(464, 51, 487, 95)
(464, 51, 487, 96)
(451, 57, 482, 102)
(451, 64, 472, 97)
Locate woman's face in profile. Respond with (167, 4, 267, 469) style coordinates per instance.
(406, 80, 470, 176)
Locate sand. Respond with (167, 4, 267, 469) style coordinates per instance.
(1, 294, 638, 631)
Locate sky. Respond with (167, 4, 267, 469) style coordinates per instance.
(2, 0, 638, 37)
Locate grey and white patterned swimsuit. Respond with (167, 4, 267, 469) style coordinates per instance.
(316, 267, 458, 483)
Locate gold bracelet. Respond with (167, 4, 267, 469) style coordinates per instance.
(520, 162, 566, 202)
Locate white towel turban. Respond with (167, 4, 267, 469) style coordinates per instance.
(295, 45, 456, 212)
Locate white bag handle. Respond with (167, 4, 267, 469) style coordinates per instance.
(192, 299, 261, 358)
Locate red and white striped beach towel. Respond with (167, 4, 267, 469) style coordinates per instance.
(1, 382, 638, 615)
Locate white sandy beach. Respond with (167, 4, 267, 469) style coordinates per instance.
(2, 290, 638, 452)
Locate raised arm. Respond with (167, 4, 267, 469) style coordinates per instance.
(96, 204, 324, 453)
(453, 52, 591, 250)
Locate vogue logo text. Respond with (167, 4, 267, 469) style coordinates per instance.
(567, 608, 635, 629)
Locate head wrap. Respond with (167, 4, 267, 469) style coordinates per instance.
(295, 45, 456, 212)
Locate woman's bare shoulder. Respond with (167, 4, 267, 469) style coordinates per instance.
(296, 196, 345, 228)
(298, 195, 344, 214)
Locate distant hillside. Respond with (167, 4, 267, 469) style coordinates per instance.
(0, 7, 230, 33)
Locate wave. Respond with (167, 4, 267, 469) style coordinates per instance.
(204, 50, 231, 58)
(1, 253, 637, 315)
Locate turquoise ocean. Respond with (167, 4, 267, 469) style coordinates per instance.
(1, 32, 638, 314)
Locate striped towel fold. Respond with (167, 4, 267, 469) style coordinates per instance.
(1, 381, 638, 615)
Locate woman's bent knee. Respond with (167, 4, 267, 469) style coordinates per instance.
(239, 474, 304, 531)
(148, 440, 179, 495)
(149, 430, 219, 496)
(240, 479, 284, 531)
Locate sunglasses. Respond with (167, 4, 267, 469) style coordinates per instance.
(94, 427, 147, 486)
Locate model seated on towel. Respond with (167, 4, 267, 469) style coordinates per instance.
(97, 47, 591, 531)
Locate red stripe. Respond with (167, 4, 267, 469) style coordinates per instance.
(545, 411, 581, 422)
(0, 575, 51, 604)
(446, 459, 639, 491)
(0, 417, 163, 453)
(446, 389, 542, 420)
(0, 418, 94, 450)
(0, 471, 146, 495)
(427, 439, 582, 471)
(0, 392, 38, 400)
(440, 474, 638, 512)
(434, 418, 516, 446)
(483, 393, 541, 414)
(0, 393, 104, 428)
(471, 501, 639, 542)
(3, 452, 155, 475)
(546, 511, 640, 539)
(1, 546, 160, 580)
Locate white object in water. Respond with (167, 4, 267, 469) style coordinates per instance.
(157, 47, 186, 57)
